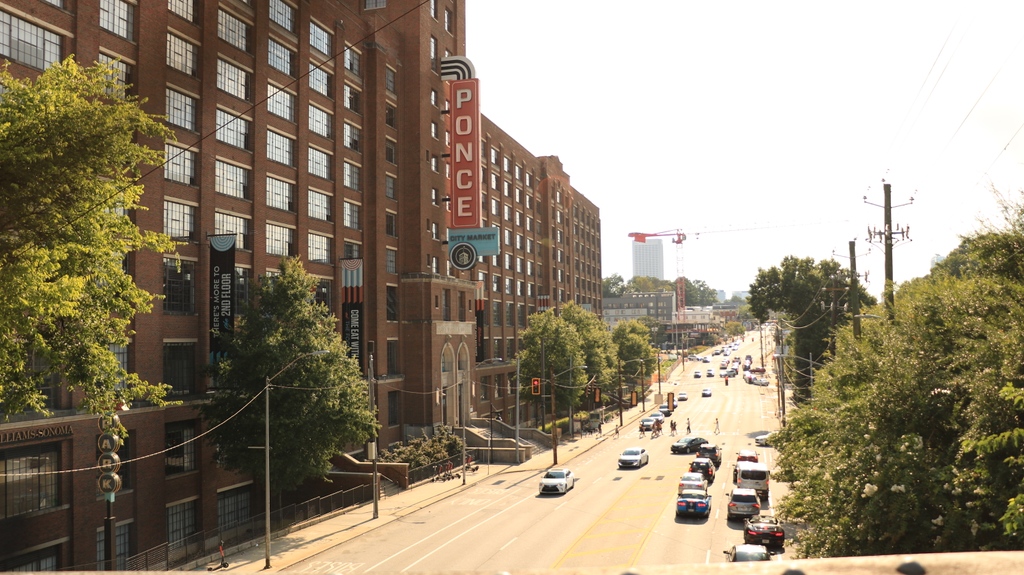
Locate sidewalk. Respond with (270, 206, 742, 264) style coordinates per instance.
(202, 401, 655, 573)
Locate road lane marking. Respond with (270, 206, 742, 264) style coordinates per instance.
(500, 537, 517, 551)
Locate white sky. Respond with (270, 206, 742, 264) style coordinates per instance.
(465, 1, 1024, 299)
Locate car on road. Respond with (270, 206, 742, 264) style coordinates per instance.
(677, 391, 688, 401)
(671, 436, 708, 454)
(744, 515, 785, 548)
(697, 443, 722, 467)
(538, 468, 575, 494)
(688, 457, 717, 482)
(705, 368, 714, 377)
(737, 449, 759, 464)
(678, 472, 708, 494)
(702, 357, 711, 363)
(639, 417, 656, 431)
(676, 489, 713, 518)
(692, 370, 702, 379)
(754, 377, 770, 386)
(658, 403, 672, 416)
(726, 488, 762, 520)
(755, 432, 775, 447)
(750, 366, 766, 374)
(723, 544, 772, 562)
(702, 388, 712, 397)
(649, 411, 666, 424)
(618, 447, 649, 468)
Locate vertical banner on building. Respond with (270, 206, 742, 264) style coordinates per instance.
(341, 258, 364, 368)
(448, 78, 481, 229)
(475, 282, 486, 363)
(209, 235, 236, 364)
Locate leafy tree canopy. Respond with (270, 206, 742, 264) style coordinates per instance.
(202, 258, 376, 494)
(775, 197, 1024, 556)
(0, 58, 175, 416)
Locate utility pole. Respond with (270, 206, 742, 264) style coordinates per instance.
(550, 366, 558, 465)
(850, 240, 861, 338)
(866, 181, 912, 320)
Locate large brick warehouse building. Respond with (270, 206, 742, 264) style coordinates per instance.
(0, 0, 602, 569)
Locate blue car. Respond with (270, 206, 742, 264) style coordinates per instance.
(676, 489, 713, 517)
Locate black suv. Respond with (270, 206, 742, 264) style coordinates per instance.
(697, 443, 722, 467)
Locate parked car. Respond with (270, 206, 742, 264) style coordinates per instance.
(678, 472, 708, 494)
(723, 544, 772, 562)
(744, 515, 785, 548)
(538, 468, 575, 495)
(689, 457, 717, 482)
(697, 443, 722, 467)
(671, 436, 708, 454)
(618, 447, 649, 468)
(702, 388, 712, 397)
(726, 488, 762, 520)
(676, 489, 713, 518)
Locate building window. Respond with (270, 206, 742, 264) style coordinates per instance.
(343, 202, 361, 230)
(385, 67, 396, 92)
(165, 420, 196, 474)
(386, 248, 396, 274)
(386, 339, 399, 375)
(385, 139, 397, 164)
(308, 233, 330, 263)
(343, 85, 360, 113)
(163, 258, 195, 313)
(385, 212, 397, 237)
(168, 0, 196, 22)
(505, 302, 514, 326)
(385, 104, 396, 128)
(387, 390, 399, 426)
(166, 499, 197, 544)
(167, 34, 198, 76)
(343, 162, 360, 190)
(310, 21, 331, 55)
(217, 59, 252, 101)
(343, 123, 361, 151)
(385, 175, 396, 199)
(445, 8, 453, 32)
(0, 444, 58, 519)
(307, 147, 331, 179)
(215, 109, 251, 150)
(266, 176, 295, 211)
(430, 88, 438, 107)
(365, 0, 387, 9)
(266, 130, 294, 166)
(308, 189, 331, 221)
(218, 9, 250, 52)
(314, 278, 331, 311)
(268, 38, 294, 76)
(429, 36, 437, 71)
(163, 143, 195, 183)
(344, 47, 360, 75)
(100, 0, 134, 40)
(268, 0, 295, 32)
(164, 90, 196, 133)
(164, 200, 195, 241)
(217, 486, 251, 529)
(96, 521, 131, 570)
(386, 286, 398, 320)
(266, 224, 294, 256)
(98, 53, 132, 91)
(309, 105, 332, 138)
(267, 84, 295, 121)
(234, 267, 252, 314)
(309, 64, 332, 97)
(162, 342, 195, 395)
(0, 11, 61, 71)
(343, 241, 361, 259)
(215, 212, 251, 251)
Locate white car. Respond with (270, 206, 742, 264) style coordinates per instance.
(755, 432, 775, 447)
(678, 392, 688, 401)
(618, 447, 650, 468)
(678, 471, 708, 494)
(702, 388, 713, 397)
(539, 468, 575, 494)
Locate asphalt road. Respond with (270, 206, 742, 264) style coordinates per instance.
(288, 331, 789, 573)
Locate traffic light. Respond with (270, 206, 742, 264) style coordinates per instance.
(531, 377, 541, 395)
(594, 388, 601, 403)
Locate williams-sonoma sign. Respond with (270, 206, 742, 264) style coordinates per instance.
(0, 424, 73, 446)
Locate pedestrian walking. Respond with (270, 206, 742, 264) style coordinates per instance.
(614, 426, 620, 439)
(638, 422, 645, 438)
(598, 422, 603, 436)
(714, 418, 720, 434)
(686, 418, 691, 434)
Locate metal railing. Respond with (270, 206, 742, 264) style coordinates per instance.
(407, 450, 482, 484)
(124, 484, 373, 571)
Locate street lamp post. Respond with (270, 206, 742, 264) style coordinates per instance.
(263, 349, 329, 570)
(550, 361, 587, 465)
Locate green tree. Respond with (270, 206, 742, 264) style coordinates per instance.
(0, 58, 175, 416)
(516, 310, 587, 426)
(202, 258, 376, 494)
(684, 278, 718, 306)
(612, 320, 657, 403)
(723, 321, 745, 337)
(775, 200, 1024, 556)
(559, 303, 616, 405)
(625, 275, 674, 294)
(603, 274, 626, 298)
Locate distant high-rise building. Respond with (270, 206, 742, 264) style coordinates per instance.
(632, 239, 664, 279)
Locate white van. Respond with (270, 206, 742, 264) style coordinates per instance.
(735, 461, 770, 499)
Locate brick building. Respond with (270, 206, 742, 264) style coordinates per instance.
(0, 0, 601, 570)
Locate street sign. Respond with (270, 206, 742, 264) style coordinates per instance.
(448, 227, 499, 257)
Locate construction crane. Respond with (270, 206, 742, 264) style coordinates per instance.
(628, 230, 687, 349)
